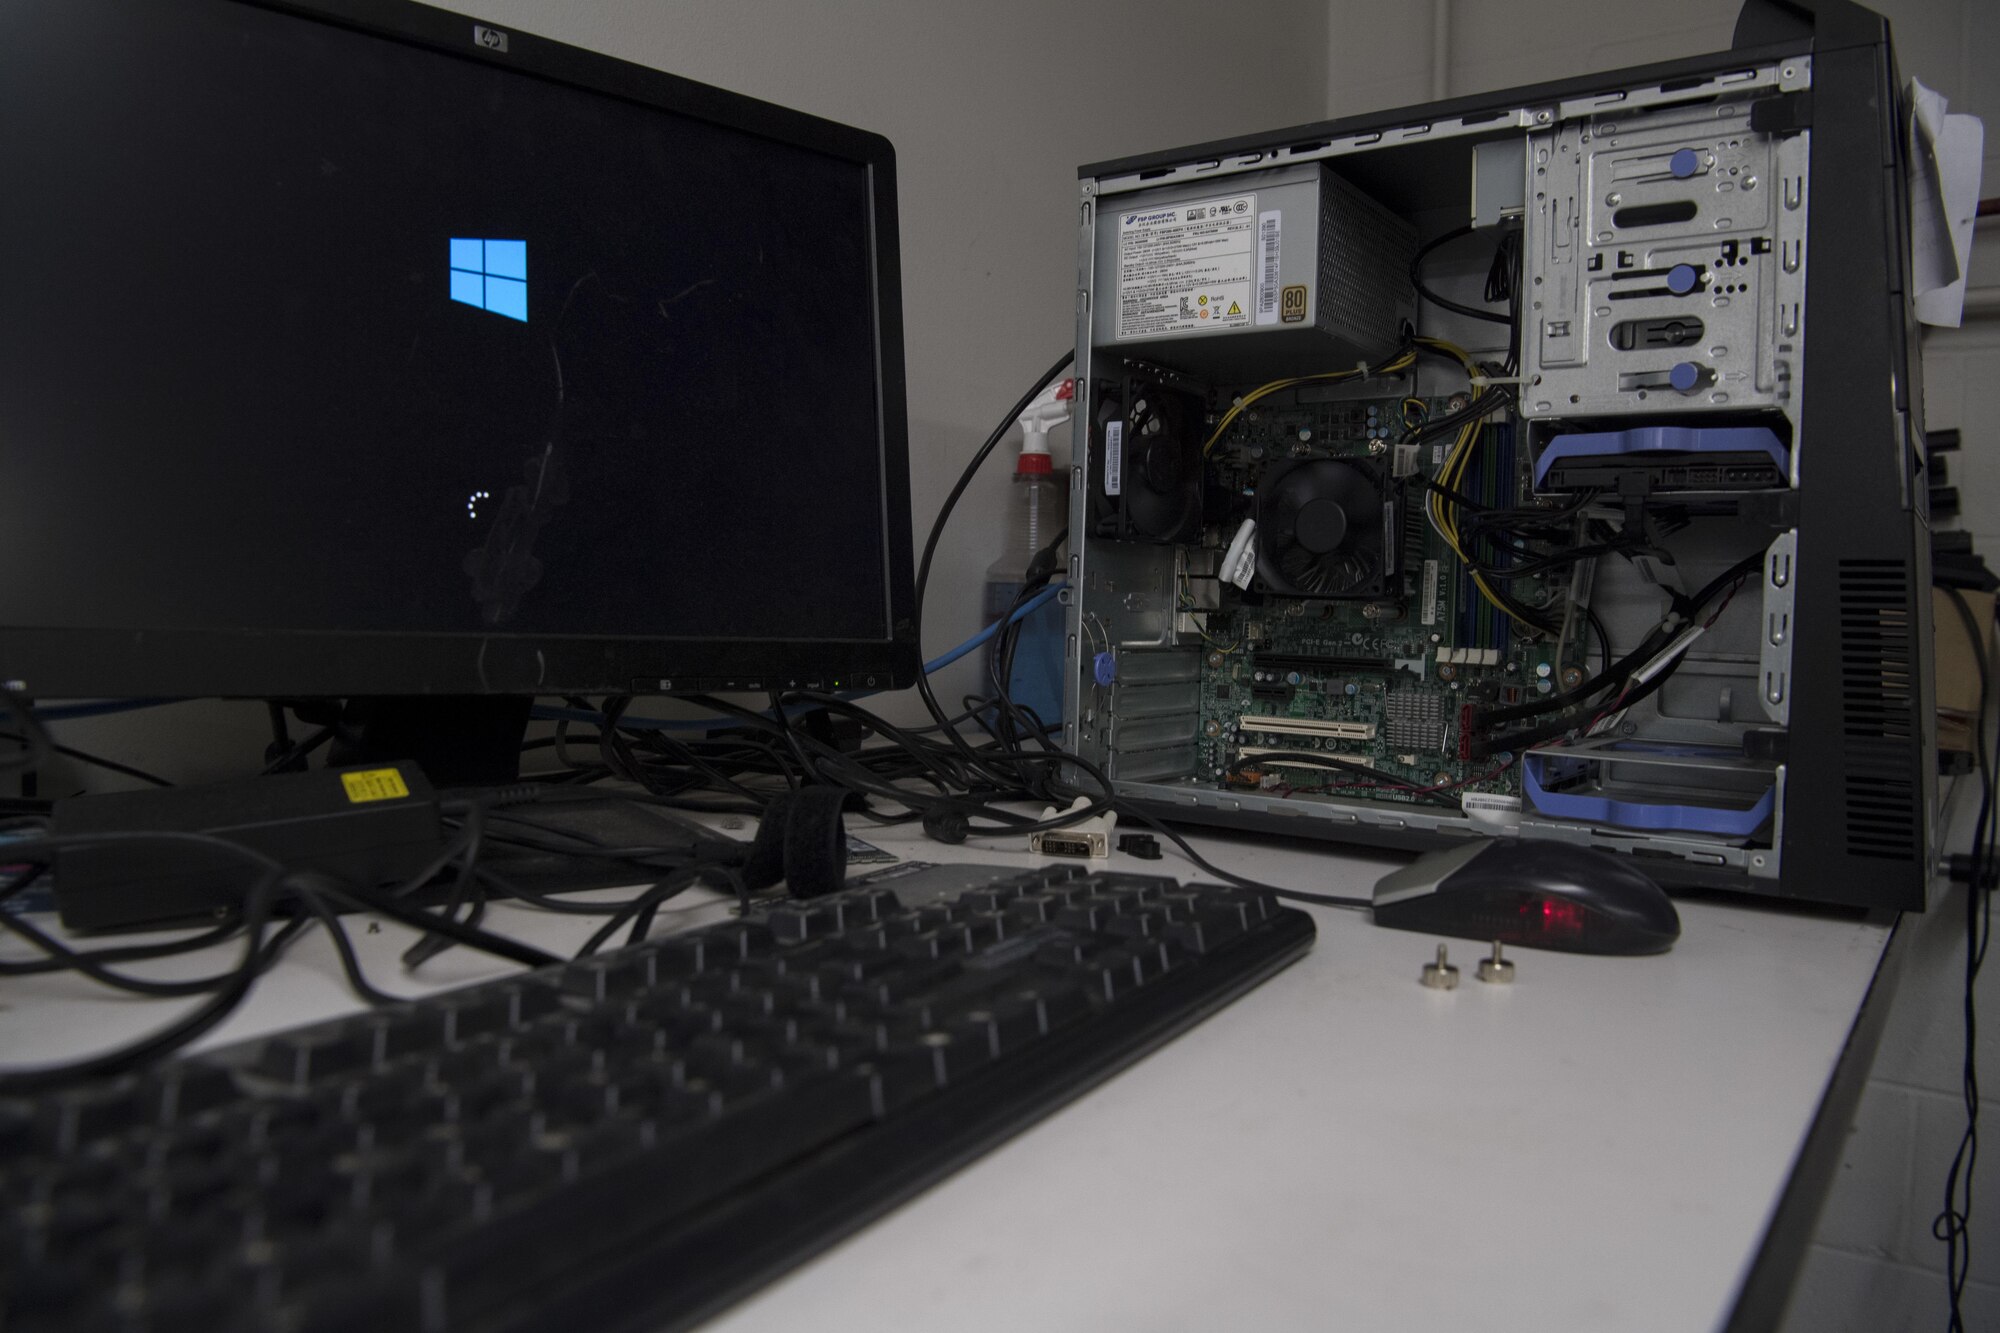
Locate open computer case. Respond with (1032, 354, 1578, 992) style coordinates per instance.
(1063, 0, 1933, 911)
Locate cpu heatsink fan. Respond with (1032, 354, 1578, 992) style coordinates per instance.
(1253, 458, 1393, 598)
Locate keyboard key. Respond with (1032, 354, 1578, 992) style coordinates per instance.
(855, 1049, 939, 1115)
(257, 1029, 374, 1087)
(643, 938, 711, 976)
(959, 914, 1008, 949)
(158, 1063, 240, 1123)
(556, 956, 654, 1005)
(705, 923, 777, 962)
(767, 903, 837, 942)
(1011, 980, 1091, 1035)
(892, 931, 946, 961)
(845, 888, 903, 921)
(983, 996, 1047, 1053)
(510, 982, 565, 1025)
(369, 1009, 449, 1063)
(1055, 903, 1104, 931)
(911, 906, 958, 932)
(1000, 896, 1046, 926)
(1009, 864, 1088, 889)
(961, 886, 1022, 912)
(1105, 913, 1157, 939)
(41, 1078, 150, 1148)
(918, 1028, 990, 1083)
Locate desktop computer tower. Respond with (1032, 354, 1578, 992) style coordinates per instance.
(1062, 0, 1934, 911)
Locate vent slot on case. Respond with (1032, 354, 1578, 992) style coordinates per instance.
(1836, 558, 1918, 861)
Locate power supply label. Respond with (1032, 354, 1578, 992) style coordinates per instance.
(1114, 193, 1256, 340)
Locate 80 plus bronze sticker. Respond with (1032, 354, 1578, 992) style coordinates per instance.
(1280, 284, 1308, 323)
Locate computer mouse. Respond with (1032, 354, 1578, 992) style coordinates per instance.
(1370, 839, 1680, 955)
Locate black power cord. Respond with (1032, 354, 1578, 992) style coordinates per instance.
(0, 731, 172, 789)
(1410, 224, 1514, 327)
(1, 685, 52, 776)
(1937, 586, 1994, 1332)
(0, 773, 771, 1089)
(911, 352, 1073, 769)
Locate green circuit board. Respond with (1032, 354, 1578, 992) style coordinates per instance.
(1184, 390, 1586, 805)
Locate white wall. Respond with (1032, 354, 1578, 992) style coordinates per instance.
(1325, 0, 1738, 122)
(29, 0, 1330, 793)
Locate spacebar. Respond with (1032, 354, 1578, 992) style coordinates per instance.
(428, 1073, 878, 1324)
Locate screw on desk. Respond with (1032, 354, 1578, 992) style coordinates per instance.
(1477, 940, 1516, 984)
(1420, 944, 1459, 990)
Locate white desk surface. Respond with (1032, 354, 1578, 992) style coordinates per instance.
(0, 820, 1894, 1333)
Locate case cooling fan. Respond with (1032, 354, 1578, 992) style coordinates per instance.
(1253, 459, 1391, 597)
(1091, 384, 1202, 544)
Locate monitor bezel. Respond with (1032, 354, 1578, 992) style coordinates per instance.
(2, 0, 921, 699)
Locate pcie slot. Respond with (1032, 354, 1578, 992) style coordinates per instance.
(1238, 715, 1378, 741)
(1238, 746, 1377, 769)
(1252, 653, 1392, 675)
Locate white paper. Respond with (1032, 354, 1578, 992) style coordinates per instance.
(1906, 77, 1986, 328)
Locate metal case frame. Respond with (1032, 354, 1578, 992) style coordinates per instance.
(1065, 0, 1931, 911)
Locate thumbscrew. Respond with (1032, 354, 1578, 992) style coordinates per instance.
(1420, 944, 1459, 990)
(1477, 940, 1516, 984)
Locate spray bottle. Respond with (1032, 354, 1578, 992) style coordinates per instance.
(980, 377, 1073, 731)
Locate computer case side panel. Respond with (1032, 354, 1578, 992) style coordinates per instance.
(1771, 33, 1934, 910)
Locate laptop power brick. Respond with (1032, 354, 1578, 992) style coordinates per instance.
(51, 763, 445, 932)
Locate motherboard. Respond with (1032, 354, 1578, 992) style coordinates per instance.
(1177, 388, 1587, 808)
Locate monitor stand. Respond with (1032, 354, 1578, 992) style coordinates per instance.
(323, 696, 533, 787)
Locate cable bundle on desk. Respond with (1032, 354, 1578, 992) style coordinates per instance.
(0, 733, 754, 1092)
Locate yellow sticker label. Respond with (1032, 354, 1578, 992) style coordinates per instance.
(341, 768, 411, 803)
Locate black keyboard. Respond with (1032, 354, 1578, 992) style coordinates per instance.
(1, 866, 1314, 1332)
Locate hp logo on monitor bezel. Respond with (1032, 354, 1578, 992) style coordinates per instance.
(472, 24, 509, 53)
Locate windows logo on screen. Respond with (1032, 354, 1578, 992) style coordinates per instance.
(449, 238, 527, 321)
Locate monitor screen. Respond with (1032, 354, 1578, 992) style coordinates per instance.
(0, 0, 917, 696)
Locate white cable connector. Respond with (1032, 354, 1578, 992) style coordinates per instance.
(1220, 519, 1258, 590)
(1631, 622, 1708, 686)
(1029, 795, 1115, 858)
(1015, 378, 1075, 460)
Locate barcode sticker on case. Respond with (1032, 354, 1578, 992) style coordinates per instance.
(1461, 792, 1523, 823)
(1104, 420, 1124, 497)
(1255, 211, 1282, 325)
